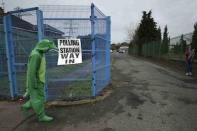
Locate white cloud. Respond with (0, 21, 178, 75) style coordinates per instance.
(3, 0, 197, 43)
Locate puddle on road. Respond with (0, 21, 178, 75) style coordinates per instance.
(137, 113, 143, 120)
(177, 97, 197, 105)
(126, 92, 145, 109)
(182, 79, 197, 84)
(101, 127, 115, 131)
(113, 105, 125, 115)
(127, 112, 132, 117)
(166, 112, 175, 117)
(178, 83, 197, 90)
(140, 92, 157, 104)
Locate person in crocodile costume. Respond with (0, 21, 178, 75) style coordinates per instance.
(21, 39, 58, 122)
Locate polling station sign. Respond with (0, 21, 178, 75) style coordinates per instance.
(57, 39, 82, 65)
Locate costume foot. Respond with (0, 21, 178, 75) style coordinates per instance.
(21, 104, 32, 117)
(38, 115, 54, 122)
(21, 103, 31, 111)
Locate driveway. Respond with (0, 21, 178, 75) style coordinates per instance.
(3, 52, 197, 131)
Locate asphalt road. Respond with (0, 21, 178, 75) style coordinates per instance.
(13, 52, 197, 131)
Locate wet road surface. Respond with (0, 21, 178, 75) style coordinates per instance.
(13, 53, 197, 131)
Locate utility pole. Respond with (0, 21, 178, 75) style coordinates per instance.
(68, 20, 74, 37)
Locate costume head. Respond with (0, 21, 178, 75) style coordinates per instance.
(35, 39, 58, 53)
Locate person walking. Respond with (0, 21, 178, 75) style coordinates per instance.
(21, 39, 58, 122)
(185, 46, 195, 76)
(190, 48, 196, 75)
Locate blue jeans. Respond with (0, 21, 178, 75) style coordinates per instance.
(186, 59, 192, 73)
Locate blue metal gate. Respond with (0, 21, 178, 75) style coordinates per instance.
(1, 3, 111, 100)
(2, 7, 43, 98)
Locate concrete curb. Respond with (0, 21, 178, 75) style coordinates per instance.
(46, 88, 113, 107)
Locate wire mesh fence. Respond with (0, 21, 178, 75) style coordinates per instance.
(40, 5, 91, 19)
(95, 18, 110, 93)
(41, 4, 110, 100)
(11, 11, 38, 96)
(0, 24, 10, 98)
(129, 42, 188, 61)
(1, 4, 111, 100)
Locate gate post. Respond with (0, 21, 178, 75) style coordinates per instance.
(105, 16, 111, 83)
(91, 3, 96, 97)
(3, 14, 18, 98)
(36, 9, 44, 41)
(36, 9, 48, 101)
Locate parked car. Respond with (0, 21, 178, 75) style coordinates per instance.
(118, 49, 125, 53)
(118, 46, 128, 53)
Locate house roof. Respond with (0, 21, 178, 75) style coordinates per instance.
(0, 15, 64, 36)
(0, 15, 34, 31)
(44, 24, 64, 35)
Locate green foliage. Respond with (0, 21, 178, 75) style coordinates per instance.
(156, 27, 162, 42)
(64, 80, 91, 97)
(112, 42, 129, 52)
(138, 11, 158, 42)
(180, 34, 187, 53)
(0, 7, 5, 16)
(128, 42, 133, 55)
(191, 23, 197, 49)
(129, 10, 161, 56)
(172, 43, 183, 54)
(128, 41, 138, 56)
(142, 42, 161, 57)
(161, 25, 170, 54)
(111, 43, 121, 51)
(111, 44, 117, 50)
(171, 35, 187, 55)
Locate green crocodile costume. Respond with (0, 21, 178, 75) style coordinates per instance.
(21, 39, 58, 122)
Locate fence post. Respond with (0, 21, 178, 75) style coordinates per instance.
(36, 9, 48, 101)
(91, 3, 96, 97)
(3, 14, 18, 98)
(36, 9, 44, 41)
(152, 42, 154, 57)
(106, 16, 111, 84)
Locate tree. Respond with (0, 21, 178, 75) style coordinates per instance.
(120, 42, 129, 46)
(136, 10, 159, 55)
(126, 23, 137, 43)
(111, 43, 121, 51)
(191, 23, 197, 49)
(180, 34, 187, 53)
(156, 26, 161, 43)
(128, 10, 161, 56)
(173, 43, 181, 54)
(0, 7, 4, 16)
(162, 25, 170, 54)
(111, 44, 117, 51)
(128, 26, 139, 55)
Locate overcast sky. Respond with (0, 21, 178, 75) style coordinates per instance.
(2, 0, 197, 43)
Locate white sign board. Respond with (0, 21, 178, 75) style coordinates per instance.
(57, 39, 82, 65)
